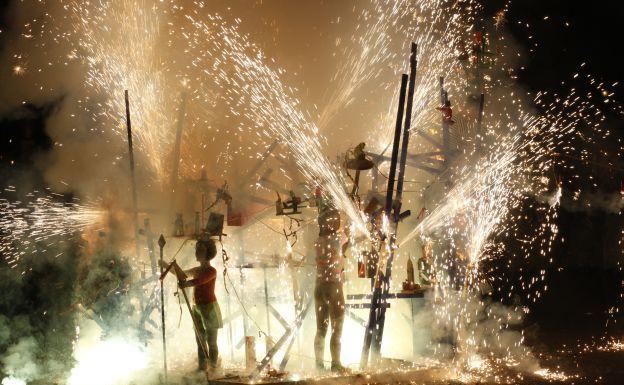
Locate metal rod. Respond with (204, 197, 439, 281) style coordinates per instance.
(158, 235, 168, 384)
(168, 93, 187, 217)
(238, 231, 249, 338)
(179, 282, 210, 362)
(264, 267, 272, 337)
(385, 74, 409, 215)
(439, 78, 451, 166)
(163, 260, 210, 362)
(373, 43, 419, 354)
(476, 93, 485, 152)
(124, 90, 141, 260)
(361, 73, 408, 369)
(251, 298, 312, 379)
(395, 42, 418, 210)
(227, 291, 235, 360)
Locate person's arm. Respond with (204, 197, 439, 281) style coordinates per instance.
(158, 260, 188, 281)
(180, 268, 216, 288)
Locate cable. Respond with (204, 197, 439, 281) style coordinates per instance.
(224, 271, 268, 338)
(373, 163, 430, 184)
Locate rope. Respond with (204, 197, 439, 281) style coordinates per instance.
(218, 238, 230, 294)
(373, 163, 429, 184)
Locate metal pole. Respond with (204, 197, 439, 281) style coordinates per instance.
(251, 299, 313, 380)
(263, 267, 272, 337)
(168, 93, 187, 216)
(238, 232, 249, 339)
(385, 74, 409, 216)
(125, 90, 141, 260)
(476, 93, 485, 152)
(360, 74, 408, 369)
(158, 235, 168, 384)
(395, 42, 418, 211)
(440, 78, 451, 166)
(372, 43, 419, 355)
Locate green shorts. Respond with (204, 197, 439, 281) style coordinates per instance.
(193, 302, 223, 329)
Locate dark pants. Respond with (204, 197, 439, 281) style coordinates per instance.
(314, 281, 345, 366)
(197, 326, 218, 369)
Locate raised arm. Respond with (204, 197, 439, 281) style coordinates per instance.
(180, 268, 216, 288)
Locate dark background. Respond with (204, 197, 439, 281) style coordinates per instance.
(1, 0, 623, 337)
(492, 0, 624, 335)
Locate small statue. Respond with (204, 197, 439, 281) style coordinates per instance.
(174, 213, 184, 237)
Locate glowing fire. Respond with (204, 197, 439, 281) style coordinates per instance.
(68, 339, 148, 385)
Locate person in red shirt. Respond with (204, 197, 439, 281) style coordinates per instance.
(178, 239, 223, 371)
(436, 100, 455, 125)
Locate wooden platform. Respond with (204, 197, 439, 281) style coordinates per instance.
(207, 366, 443, 385)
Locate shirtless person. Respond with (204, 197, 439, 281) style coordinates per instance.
(314, 208, 348, 372)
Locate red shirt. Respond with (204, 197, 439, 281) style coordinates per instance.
(188, 266, 217, 304)
(436, 106, 453, 121)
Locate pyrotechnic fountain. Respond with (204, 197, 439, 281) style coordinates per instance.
(0, 1, 621, 385)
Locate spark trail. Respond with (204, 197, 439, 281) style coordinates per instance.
(0, 193, 105, 268)
(181, 12, 368, 232)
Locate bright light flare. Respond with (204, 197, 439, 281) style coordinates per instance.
(68, 339, 148, 385)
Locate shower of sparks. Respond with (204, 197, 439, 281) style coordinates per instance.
(392, 61, 621, 372)
(1, 0, 623, 382)
(318, 0, 409, 132)
(325, 0, 478, 153)
(68, 0, 176, 179)
(179, 12, 368, 232)
(0, 192, 105, 268)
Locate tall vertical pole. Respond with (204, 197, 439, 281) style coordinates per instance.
(263, 266, 273, 367)
(125, 90, 141, 260)
(372, 43, 418, 355)
(395, 43, 418, 211)
(238, 232, 249, 339)
(384, 74, 409, 216)
(440, 78, 451, 166)
(168, 93, 188, 219)
(476, 93, 485, 152)
(158, 235, 168, 384)
(361, 74, 408, 369)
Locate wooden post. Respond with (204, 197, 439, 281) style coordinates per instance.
(158, 235, 168, 384)
(125, 90, 141, 260)
(360, 73, 408, 369)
